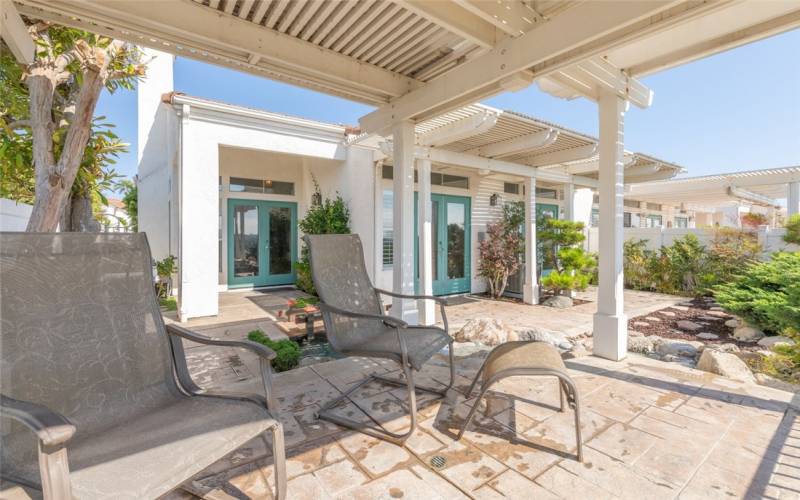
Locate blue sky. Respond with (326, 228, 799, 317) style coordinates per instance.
(97, 28, 800, 185)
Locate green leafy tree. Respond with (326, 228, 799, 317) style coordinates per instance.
(295, 178, 351, 294)
(118, 178, 137, 231)
(538, 218, 595, 296)
(1, 22, 145, 231)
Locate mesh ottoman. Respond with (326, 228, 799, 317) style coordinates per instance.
(457, 341, 583, 462)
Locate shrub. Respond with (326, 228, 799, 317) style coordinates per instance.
(247, 330, 301, 372)
(155, 255, 177, 299)
(623, 239, 652, 290)
(478, 220, 522, 298)
(295, 177, 351, 295)
(741, 212, 768, 229)
(713, 252, 800, 336)
(159, 297, 177, 311)
(785, 214, 800, 245)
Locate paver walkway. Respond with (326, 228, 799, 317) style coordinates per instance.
(177, 347, 799, 500)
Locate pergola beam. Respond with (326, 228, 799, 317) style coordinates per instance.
(417, 111, 499, 147)
(380, 141, 597, 188)
(466, 129, 558, 158)
(527, 144, 598, 167)
(360, 1, 683, 132)
(16, 0, 419, 104)
(398, 0, 498, 49)
(1, 1, 35, 64)
(542, 57, 654, 109)
(454, 0, 541, 37)
(727, 186, 780, 208)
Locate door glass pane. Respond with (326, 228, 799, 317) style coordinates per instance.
(432, 201, 439, 280)
(447, 202, 465, 279)
(232, 205, 259, 278)
(269, 207, 292, 275)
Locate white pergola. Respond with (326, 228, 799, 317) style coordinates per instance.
(627, 166, 800, 214)
(7, 0, 800, 360)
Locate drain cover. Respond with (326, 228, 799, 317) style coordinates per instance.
(429, 455, 447, 469)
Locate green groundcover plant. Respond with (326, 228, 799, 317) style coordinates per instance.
(713, 252, 800, 337)
(247, 330, 301, 372)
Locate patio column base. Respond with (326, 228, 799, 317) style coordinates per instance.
(592, 313, 628, 361)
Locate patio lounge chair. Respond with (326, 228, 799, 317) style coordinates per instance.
(0, 233, 286, 500)
(304, 234, 455, 443)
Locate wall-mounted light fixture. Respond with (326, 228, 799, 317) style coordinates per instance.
(489, 193, 499, 206)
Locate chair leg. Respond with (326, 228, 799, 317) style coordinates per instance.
(268, 421, 287, 500)
(559, 379, 566, 412)
(456, 383, 489, 440)
(559, 375, 583, 463)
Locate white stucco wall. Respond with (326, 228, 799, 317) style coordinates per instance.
(0, 198, 32, 231)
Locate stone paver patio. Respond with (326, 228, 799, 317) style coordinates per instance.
(177, 345, 800, 500)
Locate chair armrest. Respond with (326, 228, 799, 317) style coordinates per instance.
(166, 323, 276, 360)
(1, 395, 75, 447)
(374, 288, 449, 305)
(317, 302, 408, 329)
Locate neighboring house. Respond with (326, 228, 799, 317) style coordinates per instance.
(0, 199, 32, 231)
(101, 198, 130, 232)
(138, 52, 690, 321)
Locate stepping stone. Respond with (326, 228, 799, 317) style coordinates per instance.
(632, 321, 650, 328)
(697, 332, 719, 340)
(677, 320, 702, 332)
(659, 311, 677, 317)
(709, 306, 724, 311)
(644, 316, 661, 322)
(671, 306, 690, 312)
(706, 310, 729, 318)
(725, 319, 740, 328)
(698, 315, 721, 321)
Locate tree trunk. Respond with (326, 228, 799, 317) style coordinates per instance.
(68, 194, 100, 232)
(26, 59, 108, 231)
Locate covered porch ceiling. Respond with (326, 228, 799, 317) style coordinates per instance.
(14, 0, 800, 129)
(625, 166, 800, 210)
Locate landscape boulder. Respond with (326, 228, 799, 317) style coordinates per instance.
(697, 332, 719, 340)
(696, 349, 755, 383)
(628, 335, 662, 354)
(518, 327, 568, 347)
(724, 318, 740, 328)
(732, 325, 765, 342)
(455, 318, 517, 346)
(657, 339, 701, 358)
(757, 336, 794, 349)
(541, 295, 573, 308)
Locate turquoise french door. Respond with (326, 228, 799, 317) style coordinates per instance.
(414, 194, 471, 296)
(227, 199, 297, 288)
(537, 203, 559, 277)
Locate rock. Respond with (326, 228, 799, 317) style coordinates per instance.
(632, 321, 650, 329)
(644, 316, 661, 322)
(698, 315, 722, 321)
(709, 306, 724, 312)
(518, 327, 568, 347)
(755, 373, 800, 393)
(677, 301, 694, 307)
(696, 349, 755, 383)
(706, 343, 741, 354)
(542, 295, 574, 308)
(732, 325, 765, 342)
(662, 354, 681, 363)
(706, 310, 729, 318)
(672, 306, 690, 312)
(659, 311, 677, 317)
(724, 319, 740, 328)
(628, 335, 661, 354)
(629, 330, 644, 337)
(558, 341, 573, 350)
(677, 320, 702, 332)
(455, 318, 517, 346)
(697, 332, 719, 340)
(757, 336, 794, 349)
(657, 339, 700, 358)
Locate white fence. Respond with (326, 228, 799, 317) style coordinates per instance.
(585, 226, 798, 256)
(0, 198, 32, 231)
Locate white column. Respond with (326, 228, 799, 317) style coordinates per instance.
(592, 91, 628, 361)
(564, 182, 575, 221)
(523, 175, 539, 305)
(788, 182, 800, 216)
(392, 121, 418, 323)
(417, 158, 435, 325)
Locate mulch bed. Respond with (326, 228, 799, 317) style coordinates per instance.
(628, 298, 758, 350)
(473, 293, 591, 307)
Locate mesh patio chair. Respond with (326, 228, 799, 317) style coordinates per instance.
(0, 233, 286, 500)
(304, 234, 455, 443)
